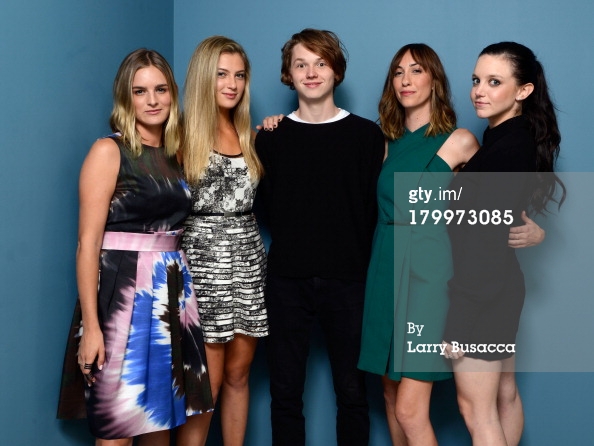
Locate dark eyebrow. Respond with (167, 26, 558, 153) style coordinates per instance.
(132, 83, 168, 89)
(481, 74, 504, 79)
(396, 62, 420, 69)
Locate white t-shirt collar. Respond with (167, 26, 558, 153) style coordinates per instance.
(287, 108, 350, 124)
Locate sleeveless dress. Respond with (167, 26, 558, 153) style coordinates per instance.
(182, 151, 268, 343)
(57, 137, 213, 439)
(358, 125, 453, 381)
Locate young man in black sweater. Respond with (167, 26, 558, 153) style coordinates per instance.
(255, 28, 385, 446)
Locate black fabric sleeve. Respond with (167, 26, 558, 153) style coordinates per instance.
(254, 129, 272, 227)
(361, 126, 385, 240)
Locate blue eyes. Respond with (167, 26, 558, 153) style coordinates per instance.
(472, 78, 501, 86)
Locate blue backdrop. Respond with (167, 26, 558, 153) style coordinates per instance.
(1, 0, 593, 444)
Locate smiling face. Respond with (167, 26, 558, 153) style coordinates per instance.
(132, 65, 171, 138)
(392, 50, 433, 117)
(471, 54, 533, 128)
(288, 43, 336, 104)
(215, 52, 246, 112)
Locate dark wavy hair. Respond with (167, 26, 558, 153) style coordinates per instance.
(480, 42, 565, 213)
(378, 43, 456, 140)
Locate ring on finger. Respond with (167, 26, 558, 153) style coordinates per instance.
(83, 363, 93, 370)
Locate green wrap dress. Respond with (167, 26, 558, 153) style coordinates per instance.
(358, 124, 453, 381)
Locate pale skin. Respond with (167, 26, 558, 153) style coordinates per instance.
(257, 45, 341, 125)
(287, 43, 341, 122)
(258, 50, 541, 445)
(442, 54, 537, 446)
(76, 66, 176, 446)
(474, 53, 543, 248)
(77, 65, 209, 446)
(185, 52, 260, 446)
(260, 49, 472, 446)
(373, 50, 479, 446)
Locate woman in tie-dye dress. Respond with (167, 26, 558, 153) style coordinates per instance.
(57, 49, 213, 445)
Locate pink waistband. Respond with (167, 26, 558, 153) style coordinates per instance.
(101, 230, 182, 252)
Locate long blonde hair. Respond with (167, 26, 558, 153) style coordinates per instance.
(183, 36, 262, 184)
(110, 49, 181, 156)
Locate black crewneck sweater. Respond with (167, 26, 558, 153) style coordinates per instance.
(255, 113, 385, 281)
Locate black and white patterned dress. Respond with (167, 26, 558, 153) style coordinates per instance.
(182, 150, 268, 343)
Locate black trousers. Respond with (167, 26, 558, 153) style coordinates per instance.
(265, 275, 369, 446)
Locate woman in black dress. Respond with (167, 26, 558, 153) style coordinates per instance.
(443, 42, 564, 445)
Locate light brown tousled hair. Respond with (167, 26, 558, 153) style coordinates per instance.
(280, 28, 347, 90)
(378, 43, 456, 140)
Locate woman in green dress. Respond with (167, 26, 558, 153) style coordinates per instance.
(258, 43, 544, 446)
(358, 43, 545, 446)
(357, 44, 480, 445)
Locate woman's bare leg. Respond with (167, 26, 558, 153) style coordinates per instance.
(176, 413, 213, 446)
(394, 377, 436, 446)
(96, 438, 133, 446)
(382, 376, 407, 446)
(453, 357, 507, 445)
(137, 429, 169, 446)
(497, 356, 523, 445)
(220, 334, 258, 446)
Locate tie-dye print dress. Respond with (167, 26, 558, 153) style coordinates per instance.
(57, 136, 213, 439)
